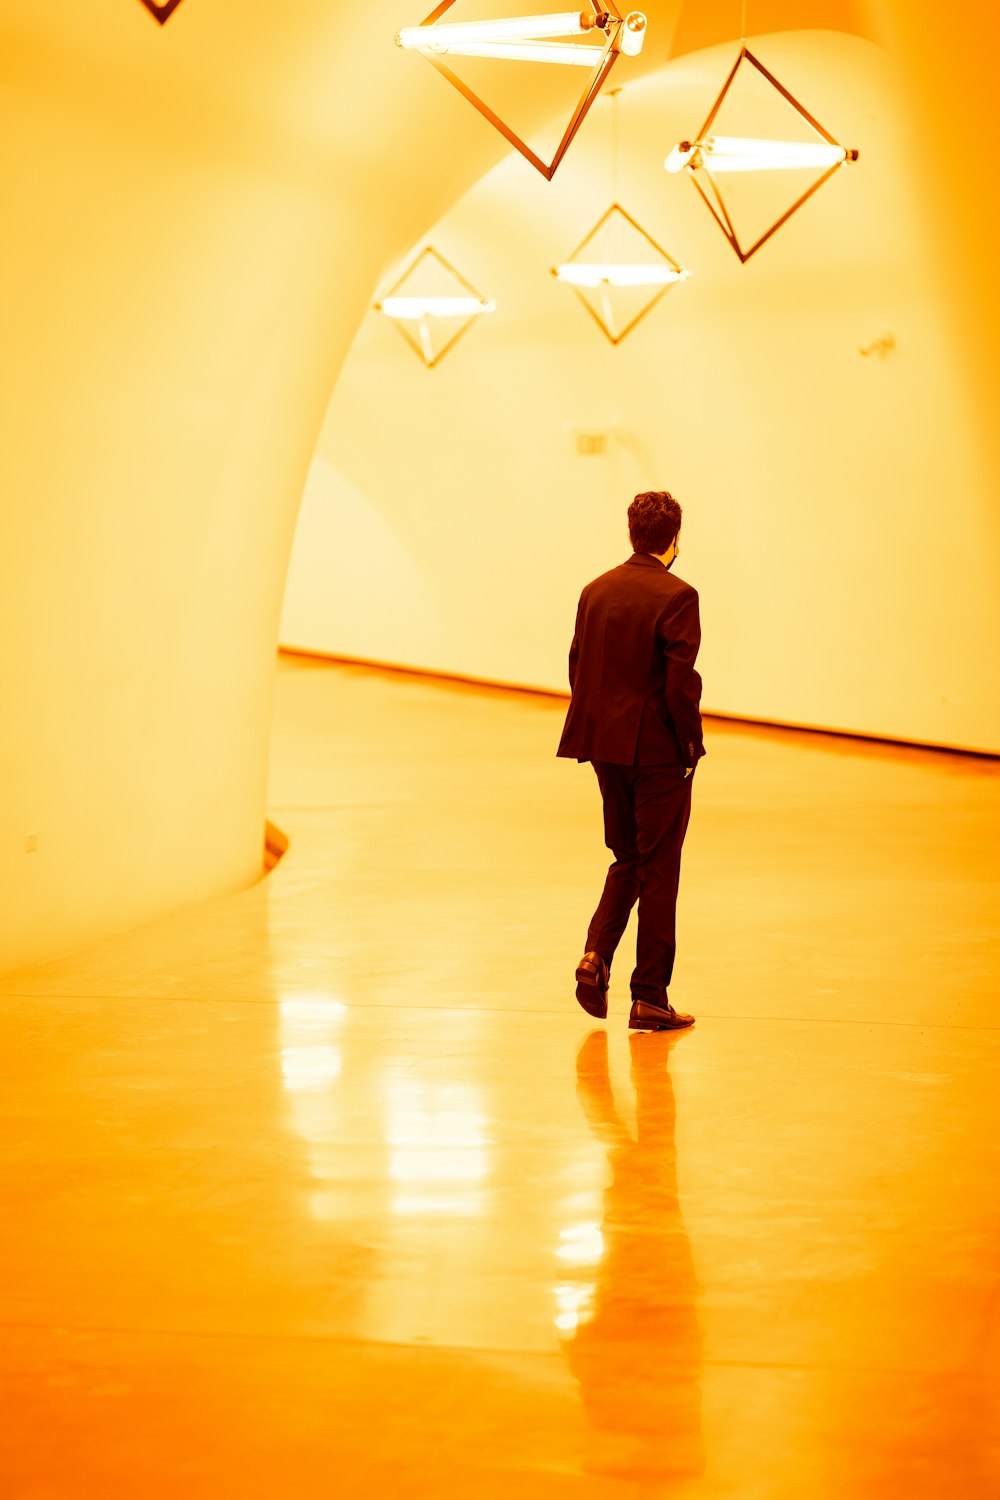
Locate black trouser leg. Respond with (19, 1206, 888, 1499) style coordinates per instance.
(630, 765, 693, 1005)
(585, 762, 640, 966)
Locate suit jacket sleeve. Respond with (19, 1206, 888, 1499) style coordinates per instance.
(567, 593, 584, 690)
(660, 588, 705, 763)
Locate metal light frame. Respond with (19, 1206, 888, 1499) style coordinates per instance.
(552, 202, 689, 345)
(398, 1, 639, 181)
(673, 44, 859, 263)
(137, 0, 186, 23)
(373, 245, 495, 368)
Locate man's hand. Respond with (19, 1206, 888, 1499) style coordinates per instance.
(684, 767, 694, 779)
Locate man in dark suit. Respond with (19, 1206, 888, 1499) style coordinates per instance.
(557, 491, 705, 1032)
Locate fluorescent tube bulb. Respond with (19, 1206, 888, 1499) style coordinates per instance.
(397, 35, 604, 65)
(555, 262, 689, 287)
(379, 296, 496, 319)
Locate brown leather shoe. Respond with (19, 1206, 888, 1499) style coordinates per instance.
(575, 952, 609, 1019)
(629, 997, 695, 1031)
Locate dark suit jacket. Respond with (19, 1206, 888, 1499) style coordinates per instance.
(556, 552, 705, 767)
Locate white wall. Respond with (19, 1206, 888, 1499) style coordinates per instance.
(281, 32, 1000, 754)
(3, 0, 654, 972)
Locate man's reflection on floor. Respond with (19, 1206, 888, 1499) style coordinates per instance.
(562, 1030, 703, 1490)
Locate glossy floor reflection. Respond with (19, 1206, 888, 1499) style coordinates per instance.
(1, 654, 999, 1497)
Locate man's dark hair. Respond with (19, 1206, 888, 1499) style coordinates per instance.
(628, 491, 682, 555)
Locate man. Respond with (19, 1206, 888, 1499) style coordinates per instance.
(557, 491, 705, 1032)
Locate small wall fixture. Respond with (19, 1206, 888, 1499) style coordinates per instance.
(396, 3, 648, 180)
(553, 203, 690, 345)
(374, 246, 496, 368)
(665, 44, 858, 262)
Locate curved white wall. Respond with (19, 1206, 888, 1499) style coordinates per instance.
(281, 30, 1000, 753)
(3, 0, 669, 972)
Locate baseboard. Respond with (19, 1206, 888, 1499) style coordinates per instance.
(277, 648, 1000, 763)
(279, 647, 569, 704)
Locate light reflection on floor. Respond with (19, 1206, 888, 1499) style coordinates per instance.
(0, 654, 998, 1497)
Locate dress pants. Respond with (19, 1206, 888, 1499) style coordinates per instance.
(586, 760, 693, 1006)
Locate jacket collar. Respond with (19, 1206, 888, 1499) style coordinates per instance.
(625, 551, 666, 570)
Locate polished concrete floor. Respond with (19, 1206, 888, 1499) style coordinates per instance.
(2, 653, 999, 1497)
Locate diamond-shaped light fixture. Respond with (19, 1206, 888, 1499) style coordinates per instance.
(374, 246, 496, 368)
(137, 0, 186, 23)
(664, 44, 859, 263)
(553, 203, 690, 345)
(396, 3, 648, 180)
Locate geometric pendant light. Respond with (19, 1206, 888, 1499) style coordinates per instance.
(553, 89, 690, 344)
(373, 246, 496, 368)
(553, 203, 691, 345)
(664, 44, 859, 263)
(395, 2, 649, 180)
(136, 0, 186, 22)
